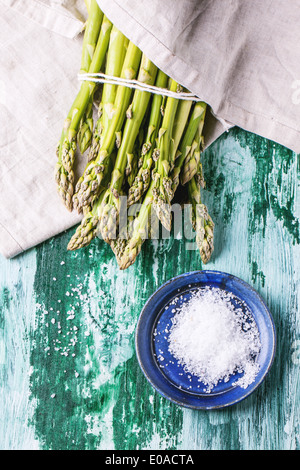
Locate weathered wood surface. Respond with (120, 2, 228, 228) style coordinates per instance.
(0, 128, 299, 450)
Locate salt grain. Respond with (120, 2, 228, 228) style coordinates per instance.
(168, 287, 261, 393)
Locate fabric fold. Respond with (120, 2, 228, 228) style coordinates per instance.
(6, 0, 86, 38)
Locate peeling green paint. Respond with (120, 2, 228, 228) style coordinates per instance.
(29, 232, 187, 450)
(251, 261, 266, 288)
(232, 128, 299, 243)
(0, 249, 38, 449)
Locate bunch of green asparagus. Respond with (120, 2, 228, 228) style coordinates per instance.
(55, 1, 214, 269)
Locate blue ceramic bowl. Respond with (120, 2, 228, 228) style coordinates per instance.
(135, 270, 276, 409)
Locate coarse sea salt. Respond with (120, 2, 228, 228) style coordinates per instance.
(167, 287, 261, 393)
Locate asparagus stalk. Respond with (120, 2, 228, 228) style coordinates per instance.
(67, 190, 105, 251)
(117, 189, 155, 270)
(73, 41, 142, 213)
(169, 98, 193, 170)
(187, 175, 214, 264)
(151, 79, 180, 231)
(127, 70, 168, 207)
(87, 27, 129, 163)
(55, 15, 112, 211)
(77, 97, 94, 154)
(194, 144, 206, 190)
(170, 101, 207, 197)
(79, 152, 115, 215)
(180, 103, 206, 185)
(126, 127, 144, 187)
(76, 0, 104, 153)
(186, 108, 214, 263)
(73, 27, 128, 212)
(80, 1, 103, 75)
(98, 55, 158, 243)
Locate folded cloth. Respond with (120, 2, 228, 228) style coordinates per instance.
(97, 0, 300, 153)
(0, 0, 299, 259)
(0, 0, 85, 259)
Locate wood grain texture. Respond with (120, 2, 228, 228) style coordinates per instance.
(0, 127, 299, 450)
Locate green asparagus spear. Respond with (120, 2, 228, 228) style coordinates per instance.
(151, 79, 180, 231)
(169, 98, 193, 170)
(76, 0, 104, 153)
(77, 97, 94, 154)
(73, 26, 129, 212)
(180, 103, 206, 185)
(116, 189, 154, 270)
(98, 55, 158, 243)
(55, 15, 112, 211)
(80, 0, 103, 75)
(67, 190, 105, 251)
(73, 41, 142, 213)
(126, 126, 144, 187)
(127, 70, 168, 207)
(187, 175, 214, 264)
(170, 101, 207, 197)
(87, 26, 129, 163)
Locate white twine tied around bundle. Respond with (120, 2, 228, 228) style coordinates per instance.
(78, 72, 234, 132)
(78, 72, 202, 101)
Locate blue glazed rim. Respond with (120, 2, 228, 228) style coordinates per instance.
(135, 270, 276, 410)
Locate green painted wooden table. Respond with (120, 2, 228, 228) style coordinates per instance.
(0, 127, 299, 450)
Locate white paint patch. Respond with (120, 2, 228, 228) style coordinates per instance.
(0, 249, 39, 449)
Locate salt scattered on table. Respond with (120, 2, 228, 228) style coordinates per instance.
(166, 286, 261, 393)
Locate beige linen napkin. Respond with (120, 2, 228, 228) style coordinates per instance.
(1, 0, 299, 259)
(0, 0, 85, 258)
(97, 0, 300, 154)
